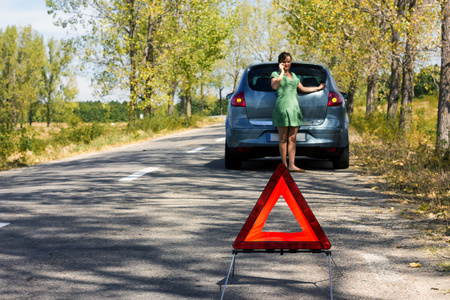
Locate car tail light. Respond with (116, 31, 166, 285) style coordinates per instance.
(323, 147, 337, 153)
(237, 147, 251, 153)
(328, 91, 343, 107)
(231, 92, 246, 107)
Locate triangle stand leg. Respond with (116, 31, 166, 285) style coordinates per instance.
(220, 252, 236, 300)
(326, 250, 333, 300)
(220, 250, 334, 299)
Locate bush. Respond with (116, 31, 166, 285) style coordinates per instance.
(0, 129, 16, 167)
(127, 114, 201, 137)
(56, 122, 105, 145)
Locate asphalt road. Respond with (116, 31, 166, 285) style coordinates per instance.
(0, 121, 448, 299)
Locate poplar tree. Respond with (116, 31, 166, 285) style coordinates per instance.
(0, 25, 45, 127)
(437, 0, 450, 151)
(41, 38, 77, 127)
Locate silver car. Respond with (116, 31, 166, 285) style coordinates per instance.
(225, 62, 349, 170)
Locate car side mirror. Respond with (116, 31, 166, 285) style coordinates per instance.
(226, 93, 233, 101)
(340, 92, 349, 100)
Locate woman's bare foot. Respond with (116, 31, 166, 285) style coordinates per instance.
(288, 166, 305, 172)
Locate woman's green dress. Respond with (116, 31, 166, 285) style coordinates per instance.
(270, 71, 303, 127)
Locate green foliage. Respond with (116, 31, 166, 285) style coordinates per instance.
(0, 111, 213, 170)
(0, 128, 16, 166)
(352, 111, 400, 141)
(128, 114, 201, 136)
(73, 101, 128, 122)
(0, 25, 77, 128)
(55, 123, 105, 145)
(47, 0, 231, 119)
(41, 37, 78, 126)
(0, 25, 45, 127)
(18, 127, 49, 155)
(414, 65, 440, 98)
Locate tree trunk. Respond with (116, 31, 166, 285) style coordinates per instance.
(200, 83, 204, 113)
(186, 89, 192, 118)
(437, 0, 450, 150)
(29, 101, 34, 126)
(366, 52, 379, 117)
(232, 69, 239, 93)
(387, 28, 402, 118)
(219, 86, 224, 115)
(179, 92, 185, 117)
(387, 0, 407, 119)
(127, 0, 137, 123)
(399, 0, 419, 132)
(399, 40, 415, 132)
(168, 81, 177, 116)
(346, 79, 357, 116)
(46, 94, 51, 128)
(144, 85, 153, 119)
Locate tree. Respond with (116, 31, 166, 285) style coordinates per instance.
(220, 0, 253, 93)
(173, 0, 230, 117)
(437, 0, 450, 150)
(399, 0, 435, 131)
(41, 38, 78, 127)
(210, 67, 227, 115)
(0, 25, 45, 128)
(277, 0, 371, 115)
(47, 0, 182, 121)
(47, 0, 229, 119)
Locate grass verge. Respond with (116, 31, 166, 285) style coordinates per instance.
(0, 114, 222, 171)
(350, 95, 449, 271)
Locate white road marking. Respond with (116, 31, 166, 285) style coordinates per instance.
(215, 137, 226, 142)
(0, 223, 10, 228)
(187, 147, 205, 153)
(119, 167, 160, 182)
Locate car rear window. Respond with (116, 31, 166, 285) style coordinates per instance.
(248, 64, 327, 91)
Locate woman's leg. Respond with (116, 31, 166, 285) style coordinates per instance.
(287, 126, 304, 171)
(277, 127, 289, 167)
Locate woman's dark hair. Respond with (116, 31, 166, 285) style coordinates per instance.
(278, 52, 292, 63)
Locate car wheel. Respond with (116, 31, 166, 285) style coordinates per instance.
(225, 143, 242, 170)
(332, 145, 349, 169)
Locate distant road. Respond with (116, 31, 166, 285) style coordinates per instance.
(0, 121, 447, 299)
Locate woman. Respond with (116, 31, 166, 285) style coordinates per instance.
(270, 52, 326, 172)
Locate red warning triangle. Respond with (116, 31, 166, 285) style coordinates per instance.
(233, 164, 331, 250)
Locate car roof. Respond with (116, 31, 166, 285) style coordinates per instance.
(247, 61, 327, 69)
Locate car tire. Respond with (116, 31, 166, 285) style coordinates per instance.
(225, 143, 242, 170)
(332, 145, 349, 169)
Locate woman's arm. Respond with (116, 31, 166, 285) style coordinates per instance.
(297, 82, 326, 93)
(271, 63, 285, 90)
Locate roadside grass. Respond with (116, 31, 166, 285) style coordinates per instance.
(436, 261, 450, 273)
(350, 93, 449, 245)
(0, 114, 221, 171)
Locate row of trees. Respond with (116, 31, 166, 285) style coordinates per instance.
(46, 0, 449, 150)
(44, 0, 309, 119)
(46, 0, 231, 120)
(0, 25, 77, 128)
(72, 96, 225, 123)
(4, 1, 447, 151)
(275, 0, 449, 151)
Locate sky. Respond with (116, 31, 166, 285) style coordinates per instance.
(0, 0, 95, 101)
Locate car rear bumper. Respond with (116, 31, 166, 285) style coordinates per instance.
(227, 127, 347, 147)
(226, 125, 348, 159)
(226, 144, 347, 160)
